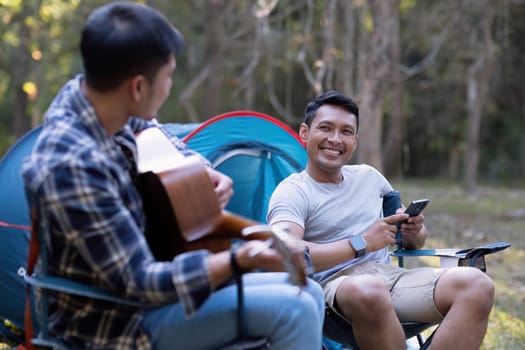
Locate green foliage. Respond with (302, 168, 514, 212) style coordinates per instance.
(398, 1, 525, 184)
(0, 0, 524, 184)
(399, 0, 416, 15)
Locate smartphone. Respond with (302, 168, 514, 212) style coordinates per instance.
(404, 198, 430, 217)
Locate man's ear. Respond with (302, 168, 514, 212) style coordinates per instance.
(299, 123, 308, 142)
(129, 75, 145, 102)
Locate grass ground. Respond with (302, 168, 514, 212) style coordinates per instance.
(393, 179, 525, 349)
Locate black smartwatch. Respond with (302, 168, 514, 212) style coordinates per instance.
(348, 235, 367, 258)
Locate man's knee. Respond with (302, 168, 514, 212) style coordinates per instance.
(436, 267, 495, 315)
(467, 268, 495, 311)
(335, 275, 392, 319)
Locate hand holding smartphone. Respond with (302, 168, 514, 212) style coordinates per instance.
(404, 198, 430, 217)
(394, 198, 429, 244)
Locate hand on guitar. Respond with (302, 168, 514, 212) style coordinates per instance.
(234, 240, 292, 273)
(239, 225, 310, 287)
(206, 167, 234, 209)
(206, 236, 308, 290)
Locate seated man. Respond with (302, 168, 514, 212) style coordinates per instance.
(267, 91, 495, 350)
(22, 3, 324, 349)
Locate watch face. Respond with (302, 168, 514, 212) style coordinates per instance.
(351, 236, 366, 250)
(349, 236, 367, 258)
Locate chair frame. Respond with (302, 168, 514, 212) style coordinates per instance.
(321, 191, 510, 350)
(24, 188, 270, 350)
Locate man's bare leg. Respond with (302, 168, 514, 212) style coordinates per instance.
(335, 275, 405, 350)
(431, 267, 495, 350)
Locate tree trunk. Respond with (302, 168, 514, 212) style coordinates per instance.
(316, 0, 337, 93)
(341, 0, 355, 96)
(356, 0, 396, 171)
(463, 2, 496, 191)
(177, 0, 225, 121)
(203, 0, 225, 117)
(234, 17, 264, 110)
(383, 0, 403, 178)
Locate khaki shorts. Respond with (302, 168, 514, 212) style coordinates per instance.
(322, 261, 446, 323)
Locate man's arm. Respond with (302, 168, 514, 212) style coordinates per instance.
(286, 221, 358, 272)
(271, 221, 350, 272)
(272, 216, 406, 272)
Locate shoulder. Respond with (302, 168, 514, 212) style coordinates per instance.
(343, 164, 386, 179)
(270, 172, 311, 203)
(23, 122, 112, 190)
(39, 119, 99, 159)
(128, 117, 155, 133)
(275, 171, 310, 192)
(343, 163, 380, 173)
(342, 164, 391, 195)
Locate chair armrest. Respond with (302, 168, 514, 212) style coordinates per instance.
(25, 275, 152, 308)
(453, 241, 511, 258)
(390, 241, 511, 270)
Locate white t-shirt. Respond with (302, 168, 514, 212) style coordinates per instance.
(267, 164, 394, 282)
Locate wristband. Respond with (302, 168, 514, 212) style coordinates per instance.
(230, 245, 250, 275)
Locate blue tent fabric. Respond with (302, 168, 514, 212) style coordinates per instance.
(181, 110, 307, 222)
(0, 126, 41, 338)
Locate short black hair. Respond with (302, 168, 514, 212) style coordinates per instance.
(303, 91, 359, 131)
(80, 2, 184, 91)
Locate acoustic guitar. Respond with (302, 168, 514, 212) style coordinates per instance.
(134, 127, 307, 286)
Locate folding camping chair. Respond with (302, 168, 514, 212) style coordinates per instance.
(23, 184, 270, 349)
(321, 191, 510, 350)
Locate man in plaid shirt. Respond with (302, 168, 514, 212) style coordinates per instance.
(22, 2, 324, 349)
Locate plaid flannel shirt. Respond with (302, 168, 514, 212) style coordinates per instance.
(22, 75, 213, 349)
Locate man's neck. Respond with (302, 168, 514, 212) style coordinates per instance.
(81, 80, 129, 135)
(306, 166, 344, 184)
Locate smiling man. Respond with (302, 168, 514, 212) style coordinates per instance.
(267, 90, 495, 350)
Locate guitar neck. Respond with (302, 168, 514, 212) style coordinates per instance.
(200, 212, 272, 242)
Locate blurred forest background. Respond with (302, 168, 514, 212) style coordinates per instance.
(1, 0, 524, 189)
(1, 1, 524, 349)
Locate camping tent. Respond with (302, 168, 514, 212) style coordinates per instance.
(180, 110, 306, 223)
(0, 111, 306, 345)
(0, 126, 41, 343)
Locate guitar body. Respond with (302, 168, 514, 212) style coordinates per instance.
(136, 170, 184, 260)
(135, 128, 267, 259)
(136, 155, 245, 260)
(134, 128, 307, 286)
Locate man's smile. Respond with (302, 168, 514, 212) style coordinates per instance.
(320, 146, 343, 156)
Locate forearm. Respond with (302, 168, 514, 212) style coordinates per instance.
(270, 221, 357, 272)
(402, 225, 427, 250)
(206, 250, 234, 288)
(307, 240, 356, 272)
